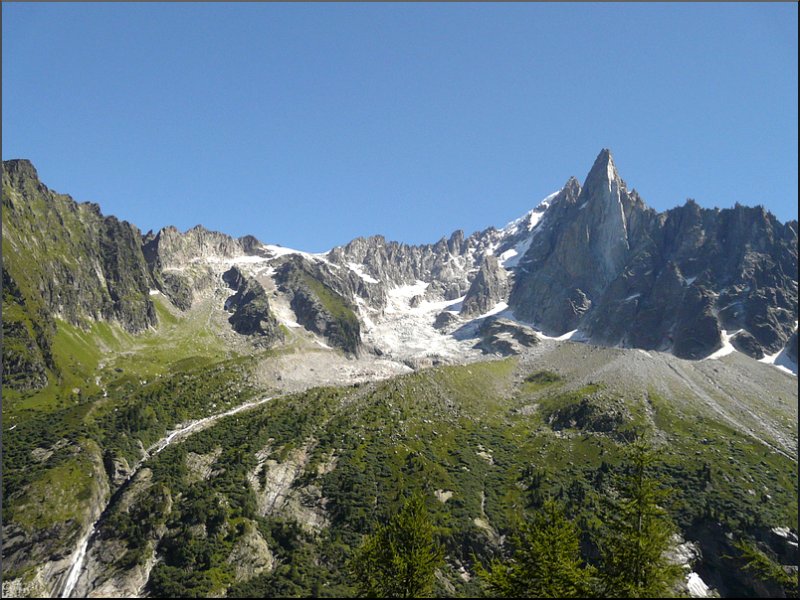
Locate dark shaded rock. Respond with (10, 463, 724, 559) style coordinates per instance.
(673, 287, 722, 359)
(238, 234, 265, 254)
(545, 394, 630, 439)
(787, 332, 798, 364)
(2, 267, 51, 390)
(103, 452, 133, 488)
(2, 162, 157, 333)
(159, 272, 193, 311)
(474, 317, 539, 356)
(686, 519, 794, 599)
(433, 311, 461, 330)
(98, 216, 157, 331)
(222, 267, 283, 345)
(507, 176, 592, 334)
(731, 330, 764, 359)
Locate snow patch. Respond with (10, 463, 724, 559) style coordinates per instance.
(231, 254, 271, 264)
(499, 235, 533, 268)
(759, 347, 798, 377)
(363, 282, 477, 361)
(384, 281, 429, 313)
(148, 289, 161, 296)
(537, 328, 587, 342)
(477, 302, 509, 320)
(686, 572, 712, 598)
(347, 262, 379, 284)
(704, 329, 740, 361)
(262, 244, 303, 258)
(261, 245, 332, 265)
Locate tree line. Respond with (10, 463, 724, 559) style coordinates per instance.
(347, 440, 792, 598)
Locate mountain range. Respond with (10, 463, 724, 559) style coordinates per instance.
(2, 150, 797, 598)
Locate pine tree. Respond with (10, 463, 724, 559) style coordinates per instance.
(477, 499, 595, 598)
(349, 491, 444, 598)
(596, 440, 683, 598)
(735, 539, 798, 597)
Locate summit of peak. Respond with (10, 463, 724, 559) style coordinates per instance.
(3, 158, 39, 181)
(584, 148, 620, 187)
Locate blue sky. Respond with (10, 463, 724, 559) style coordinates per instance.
(3, 3, 797, 252)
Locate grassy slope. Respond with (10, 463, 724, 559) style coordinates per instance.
(1, 295, 270, 563)
(83, 357, 797, 598)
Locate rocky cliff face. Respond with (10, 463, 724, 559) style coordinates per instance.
(141, 225, 263, 310)
(509, 153, 647, 334)
(2, 160, 157, 391)
(2, 160, 157, 333)
(326, 228, 503, 302)
(274, 256, 362, 355)
(143, 224, 253, 271)
(509, 150, 798, 361)
(475, 317, 539, 356)
(460, 255, 509, 318)
(222, 266, 283, 345)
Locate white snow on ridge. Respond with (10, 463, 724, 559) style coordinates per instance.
(495, 191, 558, 269)
(347, 262, 379, 284)
(260, 244, 334, 265)
(197, 254, 271, 266)
(499, 236, 533, 269)
(480, 301, 509, 319)
(500, 190, 558, 236)
(262, 244, 303, 258)
(231, 254, 271, 264)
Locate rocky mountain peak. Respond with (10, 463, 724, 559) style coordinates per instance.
(563, 176, 582, 197)
(583, 148, 620, 190)
(2, 158, 39, 180)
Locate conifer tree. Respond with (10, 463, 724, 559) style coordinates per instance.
(477, 499, 595, 598)
(349, 491, 444, 598)
(596, 439, 683, 598)
(735, 539, 798, 597)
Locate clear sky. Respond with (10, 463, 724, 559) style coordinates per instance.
(3, 3, 797, 252)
